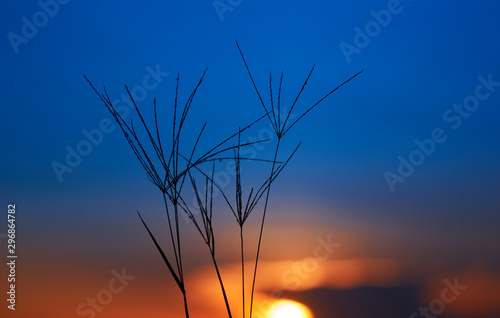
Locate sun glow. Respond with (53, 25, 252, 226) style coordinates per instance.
(269, 300, 313, 318)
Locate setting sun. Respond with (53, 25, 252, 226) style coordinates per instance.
(269, 300, 313, 318)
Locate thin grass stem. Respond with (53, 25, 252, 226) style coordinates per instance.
(211, 251, 233, 318)
(241, 226, 246, 318)
(249, 137, 281, 318)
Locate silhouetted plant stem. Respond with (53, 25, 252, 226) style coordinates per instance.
(249, 137, 281, 318)
(86, 40, 361, 318)
(240, 225, 246, 318)
(174, 199, 190, 318)
(174, 199, 183, 278)
(182, 291, 190, 318)
(162, 193, 180, 272)
(210, 251, 233, 318)
(137, 210, 183, 290)
(181, 167, 235, 318)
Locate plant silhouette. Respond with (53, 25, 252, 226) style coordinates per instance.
(85, 41, 362, 318)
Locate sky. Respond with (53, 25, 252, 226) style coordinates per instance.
(1, 1, 500, 317)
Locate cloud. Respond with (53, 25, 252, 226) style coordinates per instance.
(424, 265, 500, 317)
(187, 257, 404, 315)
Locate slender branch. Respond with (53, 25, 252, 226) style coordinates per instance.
(241, 226, 246, 318)
(280, 64, 315, 135)
(282, 69, 364, 137)
(211, 251, 233, 318)
(163, 193, 181, 274)
(136, 211, 183, 291)
(249, 137, 281, 318)
(182, 291, 190, 318)
(235, 40, 277, 134)
(269, 72, 278, 129)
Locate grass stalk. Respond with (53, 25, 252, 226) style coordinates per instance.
(248, 137, 281, 318)
(210, 250, 233, 318)
(240, 225, 245, 318)
(162, 193, 180, 273)
(86, 42, 361, 318)
(181, 168, 235, 317)
(182, 291, 189, 318)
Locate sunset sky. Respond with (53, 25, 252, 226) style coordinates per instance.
(1, 1, 500, 318)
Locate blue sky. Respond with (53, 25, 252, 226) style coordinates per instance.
(1, 1, 500, 316)
(1, 0, 499, 246)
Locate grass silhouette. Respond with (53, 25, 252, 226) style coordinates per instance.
(85, 41, 362, 318)
(235, 40, 363, 317)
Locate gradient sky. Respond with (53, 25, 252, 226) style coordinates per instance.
(1, 1, 500, 318)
